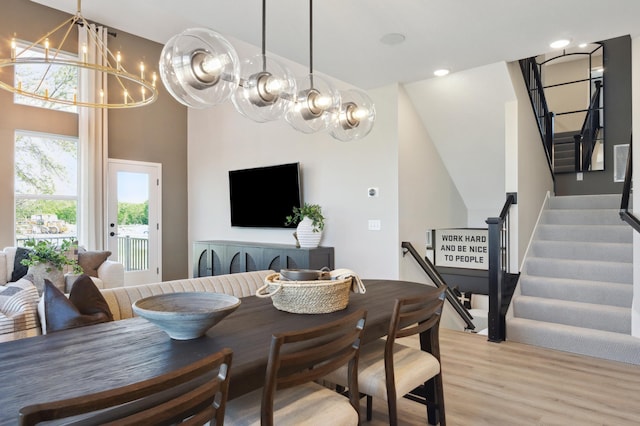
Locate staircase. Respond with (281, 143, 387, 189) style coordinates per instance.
(506, 194, 640, 365)
(552, 132, 576, 173)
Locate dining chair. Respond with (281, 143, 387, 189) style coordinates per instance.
(225, 308, 367, 426)
(325, 286, 447, 426)
(19, 347, 233, 426)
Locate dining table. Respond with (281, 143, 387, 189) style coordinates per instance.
(0, 279, 441, 425)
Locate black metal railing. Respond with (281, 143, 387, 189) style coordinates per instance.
(520, 57, 555, 179)
(486, 193, 517, 342)
(619, 138, 640, 233)
(401, 241, 475, 330)
(576, 80, 603, 171)
(118, 236, 149, 271)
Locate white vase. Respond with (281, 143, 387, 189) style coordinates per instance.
(296, 217, 322, 248)
(28, 263, 65, 294)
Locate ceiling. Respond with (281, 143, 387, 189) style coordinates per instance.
(31, 0, 640, 90)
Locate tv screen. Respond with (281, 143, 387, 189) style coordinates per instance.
(229, 162, 302, 228)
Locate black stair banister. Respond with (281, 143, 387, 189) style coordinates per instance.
(401, 241, 475, 330)
(578, 80, 603, 171)
(619, 136, 640, 232)
(519, 57, 555, 182)
(486, 193, 518, 342)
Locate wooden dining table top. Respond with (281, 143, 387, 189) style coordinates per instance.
(0, 279, 440, 425)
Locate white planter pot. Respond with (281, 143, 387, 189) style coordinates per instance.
(296, 217, 322, 248)
(28, 263, 64, 294)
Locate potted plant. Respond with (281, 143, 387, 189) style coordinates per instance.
(21, 238, 82, 292)
(285, 203, 325, 248)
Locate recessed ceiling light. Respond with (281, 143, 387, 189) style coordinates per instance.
(550, 39, 571, 49)
(579, 43, 588, 48)
(380, 33, 406, 46)
(434, 69, 450, 77)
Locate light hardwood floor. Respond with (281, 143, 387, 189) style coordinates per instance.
(364, 328, 640, 425)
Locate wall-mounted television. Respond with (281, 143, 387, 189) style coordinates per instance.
(229, 162, 302, 228)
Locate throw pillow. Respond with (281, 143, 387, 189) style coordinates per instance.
(10, 247, 31, 282)
(40, 276, 113, 334)
(78, 251, 112, 278)
(69, 274, 114, 321)
(0, 275, 40, 336)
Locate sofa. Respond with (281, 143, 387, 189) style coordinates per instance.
(0, 246, 125, 342)
(0, 270, 273, 342)
(0, 246, 125, 291)
(101, 270, 273, 321)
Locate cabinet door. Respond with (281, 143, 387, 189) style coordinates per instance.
(193, 243, 211, 277)
(209, 244, 224, 275)
(262, 248, 283, 271)
(308, 248, 335, 270)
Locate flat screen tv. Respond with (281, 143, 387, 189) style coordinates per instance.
(229, 162, 302, 228)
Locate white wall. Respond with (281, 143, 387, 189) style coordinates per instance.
(397, 86, 467, 283)
(187, 82, 402, 280)
(507, 62, 555, 269)
(187, 34, 475, 281)
(403, 62, 516, 228)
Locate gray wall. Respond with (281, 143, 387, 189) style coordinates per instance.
(556, 35, 632, 195)
(0, 0, 189, 280)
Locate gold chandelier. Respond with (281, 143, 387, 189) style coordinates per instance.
(0, 0, 157, 108)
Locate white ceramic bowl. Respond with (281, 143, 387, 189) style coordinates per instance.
(132, 292, 241, 340)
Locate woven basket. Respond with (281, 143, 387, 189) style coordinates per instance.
(256, 273, 352, 314)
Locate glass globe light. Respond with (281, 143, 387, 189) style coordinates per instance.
(231, 54, 297, 122)
(285, 74, 341, 134)
(159, 28, 240, 109)
(329, 89, 376, 141)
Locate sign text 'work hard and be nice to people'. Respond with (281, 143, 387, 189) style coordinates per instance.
(434, 228, 489, 270)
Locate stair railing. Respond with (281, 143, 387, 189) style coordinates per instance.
(401, 241, 475, 330)
(519, 57, 555, 181)
(619, 137, 640, 232)
(576, 80, 603, 171)
(485, 193, 517, 342)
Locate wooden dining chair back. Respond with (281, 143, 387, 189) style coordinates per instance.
(19, 348, 233, 426)
(324, 285, 447, 426)
(385, 287, 447, 425)
(225, 308, 367, 426)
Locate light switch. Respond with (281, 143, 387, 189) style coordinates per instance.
(368, 219, 381, 231)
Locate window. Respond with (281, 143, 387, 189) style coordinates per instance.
(13, 40, 78, 113)
(14, 131, 79, 244)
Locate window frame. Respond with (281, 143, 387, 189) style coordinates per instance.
(14, 130, 82, 243)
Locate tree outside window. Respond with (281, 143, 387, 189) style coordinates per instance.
(13, 41, 78, 113)
(14, 132, 79, 245)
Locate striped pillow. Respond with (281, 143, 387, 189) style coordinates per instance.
(0, 275, 40, 336)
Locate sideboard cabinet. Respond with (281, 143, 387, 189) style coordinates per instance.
(193, 240, 335, 277)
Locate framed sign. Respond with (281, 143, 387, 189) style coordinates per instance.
(434, 228, 488, 270)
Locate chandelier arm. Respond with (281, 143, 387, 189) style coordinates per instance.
(15, 16, 76, 59)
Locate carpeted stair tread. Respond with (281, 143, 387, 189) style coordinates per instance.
(541, 208, 622, 225)
(519, 275, 632, 307)
(524, 257, 632, 284)
(528, 240, 632, 262)
(548, 194, 621, 210)
(512, 295, 630, 333)
(506, 318, 640, 365)
(535, 224, 632, 243)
